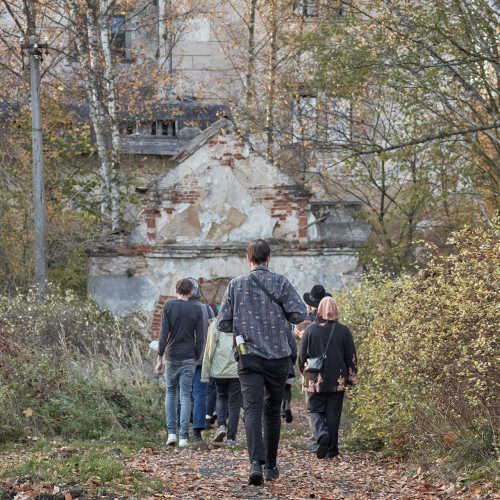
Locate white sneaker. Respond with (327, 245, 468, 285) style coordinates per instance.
(214, 425, 227, 443)
(166, 434, 177, 446)
(179, 438, 189, 447)
(226, 439, 236, 447)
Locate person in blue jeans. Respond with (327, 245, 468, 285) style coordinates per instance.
(186, 278, 214, 441)
(155, 278, 204, 447)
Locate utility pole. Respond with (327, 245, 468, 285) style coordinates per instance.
(21, 35, 49, 292)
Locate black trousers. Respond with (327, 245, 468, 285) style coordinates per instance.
(215, 377, 242, 440)
(307, 391, 344, 458)
(206, 377, 217, 417)
(281, 383, 292, 414)
(238, 354, 289, 466)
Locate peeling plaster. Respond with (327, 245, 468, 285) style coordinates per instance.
(89, 253, 359, 319)
(87, 124, 370, 335)
(229, 205, 276, 242)
(307, 212, 319, 241)
(175, 203, 191, 213)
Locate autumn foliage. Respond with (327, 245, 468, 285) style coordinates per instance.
(337, 222, 500, 461)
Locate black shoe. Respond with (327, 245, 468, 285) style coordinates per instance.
(205, 418, 213, 430)
(285, 408, 293, 423)
(193, 429, 202, 442)
(249, 461, 264, 486)
(264, 466, 279, 481)
(209, 413, 217, 425)
(316, 433, 331, 459)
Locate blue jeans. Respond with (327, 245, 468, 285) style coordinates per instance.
(192, 365, 208, 430)
(165, 359, 196, 439)
(175, 366, 208, 430)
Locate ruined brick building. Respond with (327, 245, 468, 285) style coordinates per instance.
(87, 119, 371, 337)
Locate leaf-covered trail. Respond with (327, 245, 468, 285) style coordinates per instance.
(125, 404, 460, 500)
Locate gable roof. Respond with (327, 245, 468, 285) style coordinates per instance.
(140, 118, 312, 200)
(170, 117, 237, 163)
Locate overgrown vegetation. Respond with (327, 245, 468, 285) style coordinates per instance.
(0, 287, 165, 442)
(335, 221, 500, 484)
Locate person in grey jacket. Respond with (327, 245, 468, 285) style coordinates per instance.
(201, 311, 242, 445)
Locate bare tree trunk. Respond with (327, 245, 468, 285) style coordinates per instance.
(266, 0, 278, 162)
(87, 5, 113, 229)
(100, 0, 121, 231)
(67, 0, 113, 229)
(244, 0, 257, 139)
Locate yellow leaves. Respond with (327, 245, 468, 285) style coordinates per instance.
(22, 408, 34, 418)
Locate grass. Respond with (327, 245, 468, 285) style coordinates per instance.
(0, 437, 167, 497)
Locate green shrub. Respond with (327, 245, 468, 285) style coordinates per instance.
(343, 222, 500, 471)
(0, 288, 165, 442)
(0, 286, 140, 355)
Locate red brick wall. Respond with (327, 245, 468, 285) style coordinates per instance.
(151, 295, 167, 340)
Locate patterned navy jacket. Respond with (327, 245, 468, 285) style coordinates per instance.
(217, 266, 307, 360)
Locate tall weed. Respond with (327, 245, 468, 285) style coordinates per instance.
(0, 288, 164, 442)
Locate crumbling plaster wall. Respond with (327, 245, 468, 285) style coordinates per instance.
(130, 134, 310, 247)
(88, 250, 361, 334)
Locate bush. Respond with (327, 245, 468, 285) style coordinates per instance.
(0, 288, 165, 442)
(340, 222, 500, 475)
(0, 286, 140, 355)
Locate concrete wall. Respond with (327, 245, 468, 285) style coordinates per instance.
(88, 248, 362, 337)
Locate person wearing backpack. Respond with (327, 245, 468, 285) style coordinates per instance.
(201, 307, 242, 446)
(217, 239, 306, 485)
(298, 296, 358, 460)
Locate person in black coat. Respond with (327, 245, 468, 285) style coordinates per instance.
(298, 296, 357, 459)
(281, 327, 297, 423)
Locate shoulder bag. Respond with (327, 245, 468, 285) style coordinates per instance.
(247, 272, 285, 312)
(304, 321, 337, 373)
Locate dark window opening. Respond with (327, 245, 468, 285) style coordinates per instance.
(122, 120, 177, 137)
(161, 120, 176, 136)
(292, 94, 318, 143)
(111, 15, 126, 56)
(152, 120, 176, 136)
(294, 0, 318, 17)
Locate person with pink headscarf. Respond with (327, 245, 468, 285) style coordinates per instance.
(298, 296, 358, 460)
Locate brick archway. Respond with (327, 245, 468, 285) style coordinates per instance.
(151, 295, 168, 340)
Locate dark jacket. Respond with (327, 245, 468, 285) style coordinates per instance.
(217, 266, 307, 360)
(188, 279, 213, 366)
(159, 299, 205, 362)
(286, 327, 297, 378)
(298, 319, 357, 393)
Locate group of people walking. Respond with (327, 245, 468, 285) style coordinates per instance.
(155, 239, 358, 485)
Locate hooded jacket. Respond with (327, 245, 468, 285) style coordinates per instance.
(188, 278, 212, 366)
(201, 318, 238, 382)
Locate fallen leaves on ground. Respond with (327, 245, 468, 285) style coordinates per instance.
(1, 403, 498, 499)
(124, 405, 477, 500)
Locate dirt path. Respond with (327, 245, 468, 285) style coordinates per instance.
(125, 404, 459, 500)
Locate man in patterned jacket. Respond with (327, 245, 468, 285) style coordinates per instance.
(217, 239, 306, 485)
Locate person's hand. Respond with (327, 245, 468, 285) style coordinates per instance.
(155, 356, 164, 375)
